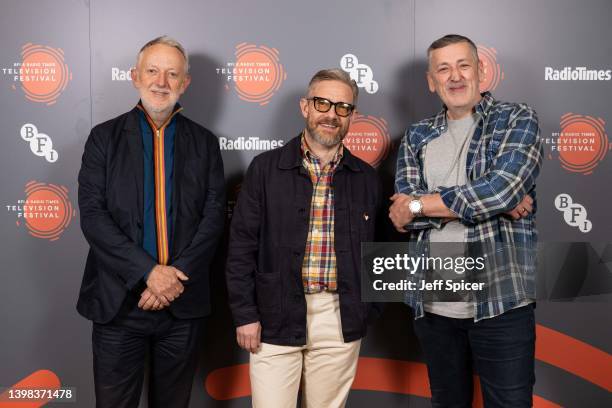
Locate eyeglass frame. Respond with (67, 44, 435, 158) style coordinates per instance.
(305, 96, 356, 117)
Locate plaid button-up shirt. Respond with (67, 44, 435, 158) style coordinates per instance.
(395, 92, 543, 321)
(301, 135, 343, 293)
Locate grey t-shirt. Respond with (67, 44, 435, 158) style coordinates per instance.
(423, 113, 476, 318)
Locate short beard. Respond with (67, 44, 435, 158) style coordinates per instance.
(141, 99, 172, 115)
(306, 118, 348, 147)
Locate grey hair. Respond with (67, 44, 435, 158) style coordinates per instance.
(136, 35, 190, 73)
(427, 34, 479, 69)
(307, 68, 359, 104)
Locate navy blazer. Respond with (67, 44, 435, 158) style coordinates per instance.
(77, 106, 225, 323)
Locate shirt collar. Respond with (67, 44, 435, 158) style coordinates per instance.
(136, 101, 183, 130)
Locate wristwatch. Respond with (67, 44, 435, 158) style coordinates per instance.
(408, 197, 424, 218)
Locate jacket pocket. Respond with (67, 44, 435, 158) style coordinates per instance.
(255, 270, 281, 313)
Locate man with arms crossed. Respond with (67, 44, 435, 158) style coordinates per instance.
(226, 69, 381, 408)
(390, 34, 542, 407)
(77, 36, 225, 407)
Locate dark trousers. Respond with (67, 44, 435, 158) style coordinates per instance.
(92, 293, 203, 408)
(414, 304, 535, 408)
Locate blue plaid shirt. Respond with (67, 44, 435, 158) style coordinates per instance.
(395, 92, 543, 321)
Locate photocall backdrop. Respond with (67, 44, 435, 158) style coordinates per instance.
(0, 0, 610, 407)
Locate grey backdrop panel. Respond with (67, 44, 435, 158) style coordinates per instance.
(0, 0, 610, 407)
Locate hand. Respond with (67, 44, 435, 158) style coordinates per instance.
(138, 288, 166, 311)
(389, 193, 414, 233)
(505, 195, 534, 220)
(145, 265, 189, 304)
(236, 322, 261, 353)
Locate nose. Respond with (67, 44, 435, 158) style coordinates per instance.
(449, 67, 461, 81)
(155, 72, 168, 88)
(324, 107, 339, 119)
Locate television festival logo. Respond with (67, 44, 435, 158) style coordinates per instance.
(5, 181, 75, 241)
(216, 43, 286, 106)
(340, 54, 379, 94)
(554, 193, 592, 233)
(546, 113, 610, 175)
(2, 43, 72, 105)
(20, 124, 58, 163)
(343, 114, 390, 167)
(477, 45, 504, 92)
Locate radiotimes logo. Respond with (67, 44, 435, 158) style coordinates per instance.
(545, 113, 610, 175)
(477, 45, 504, 92)
(2, 43, 72, 105)
(5, 181, 75, 241)
(111, 67, 133, 81)
(340, 54, 379, 94)
(545, 67, 611, 81)
(216, 43, 286, 106)
(343, 114, 390, 167)
(20, 124, 58, 163)
(554, 193, 592, 233)
(219, 136, 284, 151)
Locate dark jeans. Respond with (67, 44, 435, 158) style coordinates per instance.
(414, 304, 535, 408)
(92, 292, 203, 408)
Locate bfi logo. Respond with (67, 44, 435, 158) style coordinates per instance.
(340, 54, 379, 94)
(20, 124, 58, 163)
(554, 193, 592, 233)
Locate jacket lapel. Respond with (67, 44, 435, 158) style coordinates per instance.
(171, 115, 187, 255)
(124, 108, 144, 224)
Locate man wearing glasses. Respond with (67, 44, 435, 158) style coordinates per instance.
(226, 69, 381, 407)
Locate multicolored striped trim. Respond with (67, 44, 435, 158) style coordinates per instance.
(136, 103, 182, 265)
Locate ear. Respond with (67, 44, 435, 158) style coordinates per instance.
(477, 59, 485, 84)
(180, 73, 192, 94)
(426, 71, 436, 93)
(299, 97, 309, 119)
(130, 67, 139, 89)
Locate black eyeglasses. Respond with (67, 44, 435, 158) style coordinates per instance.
(306, 96, 355, 117)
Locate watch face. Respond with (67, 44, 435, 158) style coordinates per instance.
(409, 200, 422, 213)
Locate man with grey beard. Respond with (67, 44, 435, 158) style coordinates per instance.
(226, 69, 382, 408)
(77, 36, 225, 407)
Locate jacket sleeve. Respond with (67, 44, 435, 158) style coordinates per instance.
(78, 127, 157, 290)
(225, 158, 262, 327)
(439, 106, 542, 224)
(171, 134, 226, 277)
